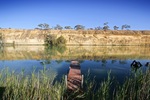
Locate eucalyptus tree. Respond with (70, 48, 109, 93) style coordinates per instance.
(103, 22, 109, 30)
(113, 26, 119, 30)
(64, 26, 72, 29)
(38, 24, 43, 29)
(54, 24, 63, 30)
(95, 26, 102, 30)
(38, 23, 50, 30)
(121, 24, 131, 30)
(87, 28, 94, 30)
(104, 22, 108, 26)
(43, 23, 50, 30)
(74, 25, 85, 30)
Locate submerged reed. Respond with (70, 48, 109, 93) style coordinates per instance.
(0, 67, 149, 100)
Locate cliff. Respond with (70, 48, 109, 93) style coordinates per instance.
(0, 29, 150, 46)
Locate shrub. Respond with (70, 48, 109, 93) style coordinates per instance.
(45, 34, 66, 46)
(45, 34, 57, 46)
(56, 35, 66, 45)
(0, 33, 2, 40)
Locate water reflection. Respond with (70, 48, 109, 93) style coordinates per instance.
(0, 46, 149, 84)
(0, 46, 150, 60)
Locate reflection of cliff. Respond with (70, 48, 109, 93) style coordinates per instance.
(0, 29, 150, 46)
(0, 46, 150, 60)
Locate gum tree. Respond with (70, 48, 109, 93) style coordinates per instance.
(64, 26, 72, 29)
(103, 22, 109, 30)
(54, 24, 63, 30)
(121, 24, 131, 30)
(38, 23, 50, 30)
(113, 26, 119, 30)
(74, 25, 85, 30)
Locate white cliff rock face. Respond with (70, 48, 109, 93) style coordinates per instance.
(0, 29, 150, 46)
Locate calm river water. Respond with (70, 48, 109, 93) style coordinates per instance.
(0, 46, 149, 83)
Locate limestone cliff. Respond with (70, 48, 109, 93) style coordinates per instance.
(0, 29, 150, 45)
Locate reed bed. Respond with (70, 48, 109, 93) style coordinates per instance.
(81, 69, 150, 100)
(0, 67, 66, 100)
(0, 67, 149, 100)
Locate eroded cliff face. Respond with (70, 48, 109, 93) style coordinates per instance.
(0, 29, 150, 45)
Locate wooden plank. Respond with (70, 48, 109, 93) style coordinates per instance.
(67, 61, 83, 90)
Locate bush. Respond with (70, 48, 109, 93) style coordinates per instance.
(0, 33, 2, 40)
(45, 34, 66, 46)
(56, 35, 67, 45)
(45, 34, 57, 46)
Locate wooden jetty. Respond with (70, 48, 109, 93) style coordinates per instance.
(65, 61, 83, 90)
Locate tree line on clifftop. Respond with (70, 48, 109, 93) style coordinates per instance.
(35, 22, 130, 30)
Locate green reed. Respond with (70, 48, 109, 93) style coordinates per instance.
(0, 67, 149, 100)
(82, 69, 150, 100)
(0, 67, 66, 100)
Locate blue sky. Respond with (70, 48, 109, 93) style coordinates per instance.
(0, 0, 150, 30)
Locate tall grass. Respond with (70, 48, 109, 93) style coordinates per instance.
(0, 67, 149, 100)
(0, 67, 66, 100)
(113, 69, 150, 100)
(83, 69, 150, 100)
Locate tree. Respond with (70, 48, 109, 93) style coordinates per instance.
(121, 24, 131, 30)
(113, 26, 119, 30)
(95, 26, 102, 30)
(54, 24, 63, 30)
(87, 28, 94, 30)
(103, 22, 109, 30)
(43, 23, 50, 30)
(103, 26, 109, 30)
(74, 25, 85, 30)
(38, 23, 50, 30)
(104, 22, 108, 26)
(64, 26, 72, 29)
(38, 24, 43, 29)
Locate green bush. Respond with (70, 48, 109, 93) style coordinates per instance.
(0, 33, 2, 40)
(45, 34, 66, 46)
(57, 35, 67, 45)
(45, 34, 57, 46)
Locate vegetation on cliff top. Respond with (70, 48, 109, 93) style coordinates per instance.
(36, 22, 130, 30)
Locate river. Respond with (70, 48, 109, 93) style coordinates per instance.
(0, 45, 149, 83)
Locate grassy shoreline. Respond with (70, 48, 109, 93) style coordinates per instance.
(0, 67, 149, 100)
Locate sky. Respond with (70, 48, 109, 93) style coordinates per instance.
(0, 0, 150, 30)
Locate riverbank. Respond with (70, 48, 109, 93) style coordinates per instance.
(0, 29, 150, 46)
